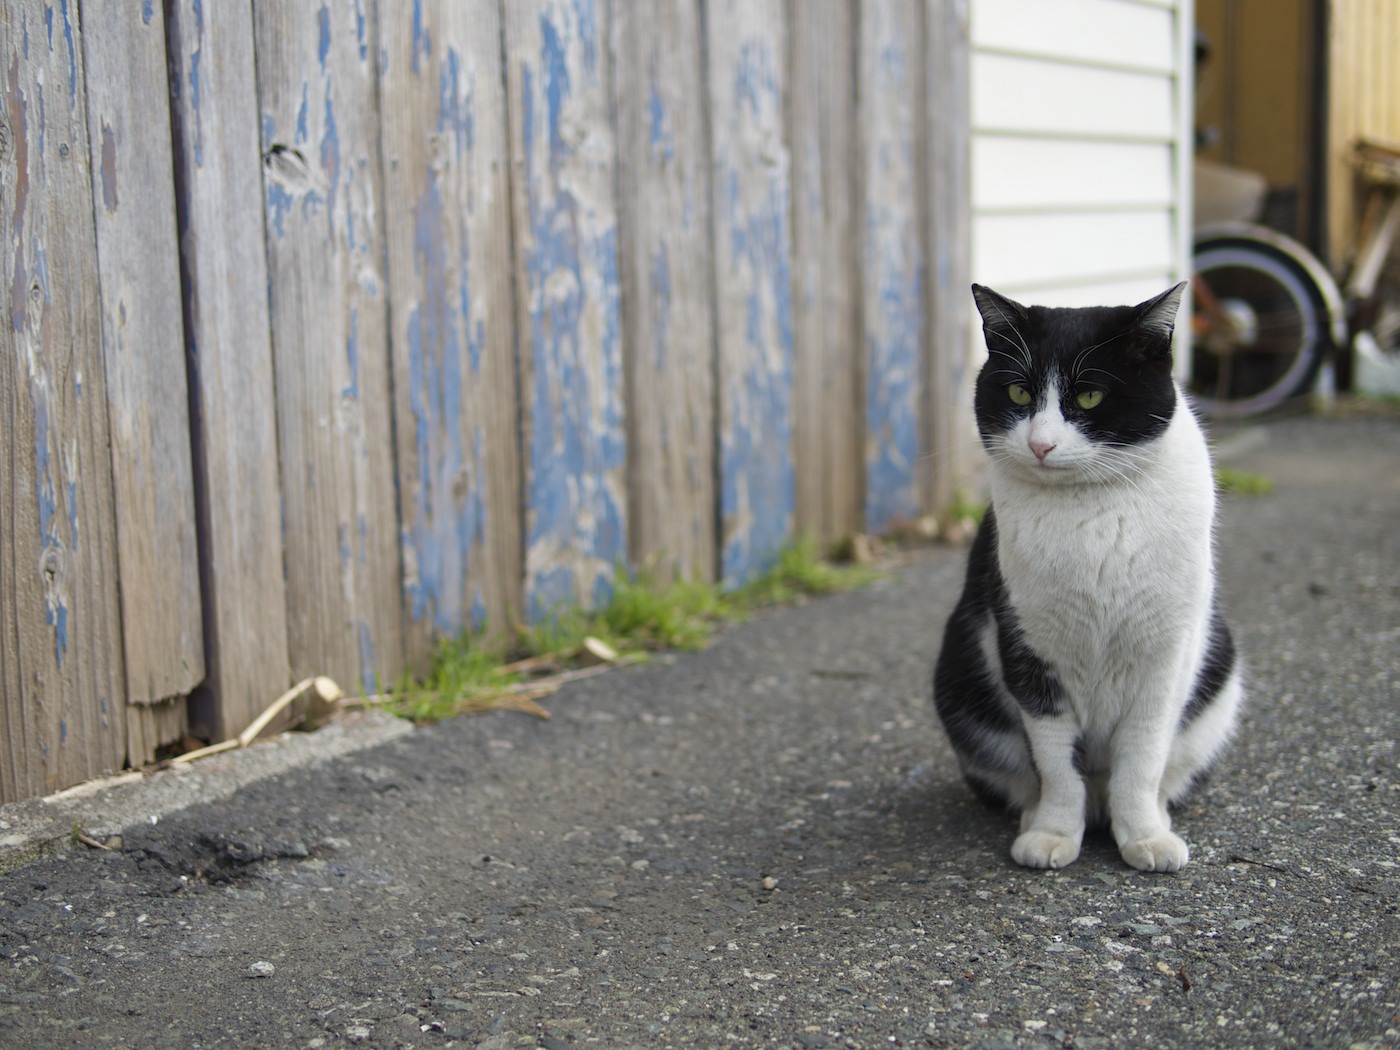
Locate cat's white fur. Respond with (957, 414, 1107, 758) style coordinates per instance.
(982, 376, 1243, 871)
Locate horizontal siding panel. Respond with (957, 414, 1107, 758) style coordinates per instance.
(973, 136, 1174, 210)
(972, 209, 1173, 287)
(972, 53, 1174, 139)
(972, 0, 1175, 72)
(997, 274, 1179, 308)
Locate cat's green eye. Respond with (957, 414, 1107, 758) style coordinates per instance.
(1076, 389, 1105, 410)
(1007, 383, 1032, 407)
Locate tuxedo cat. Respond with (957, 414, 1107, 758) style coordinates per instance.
(934, 283, 1242, 872)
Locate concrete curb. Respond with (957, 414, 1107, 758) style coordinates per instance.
(0, 709, 412, 875)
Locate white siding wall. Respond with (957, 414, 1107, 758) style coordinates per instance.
(969, 0, 1194, 311)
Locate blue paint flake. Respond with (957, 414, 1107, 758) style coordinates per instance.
(316, 5, 332, 71)
(321, 85, 341, 237)
(295, 83, 310, 144)
(59, 0, 76, 110)
(342, 309, 360, 399)
(438, 46, 473, 158)
(411, 0, 430, 74)
(354, 0, 368, 61)
(519, 21, 628, 618)
(142, 0, 154, 25)
(356, 622, 376, 694)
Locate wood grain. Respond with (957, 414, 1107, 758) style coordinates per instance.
(860, 0, 926, 532)
(503, 0, 628, 617)
(925, 0, 975, 512)
(1, 0, 126, 801)
(379, 0, 523, 662)
(612, 0, 717, 582)
(253, 0, 403, 692)
(166, 0, 292, 738)
(789, 0, 862, 546)
(705, 0, 796, 586)
(80, 1, 201, 766)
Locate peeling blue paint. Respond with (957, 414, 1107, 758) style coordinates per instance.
(647, 83, 673, 162)
(356, 621, 375, 694)
(320, 84, 341, 237)
(342, 308, 359, 399)
(650, 245, 671, 372)
(316, 5, 332, 71)
(402, 158, 492, 635)
(266, 182, 294, 239)
(411, 0, 430, 74)
(295, 83, 310, 144)
(354, 0, 368, 62)
(438, 46, 473, 159)
(717, 34, 795, 587)
(59, 0, 76, 110)
(338, 522, 351, 565)
(142, 0, 154, 25)
(519, 9, 627, 618)
(189, 0, 205, 167)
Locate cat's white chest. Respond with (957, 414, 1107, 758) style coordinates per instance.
(990, 411, 1217, 706)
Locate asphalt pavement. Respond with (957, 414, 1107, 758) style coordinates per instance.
(1, 411, 1397, 1050)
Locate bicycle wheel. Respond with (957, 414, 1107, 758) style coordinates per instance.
(1190, 225, 1342, 418)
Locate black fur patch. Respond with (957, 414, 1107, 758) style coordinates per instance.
(971, 283, 1184, 453)
(1182, 604, 1236, 725)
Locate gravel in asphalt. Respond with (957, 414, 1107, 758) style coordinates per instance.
(0, 413, 1397, 1049)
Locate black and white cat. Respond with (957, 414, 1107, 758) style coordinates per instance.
(934, 283, 1242, 872)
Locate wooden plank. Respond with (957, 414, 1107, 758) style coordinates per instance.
(926, 0, 975, 513)
(503, 0, 628, 617)
(612, 0, 717, 583)
(705, 0, 795, 586)
(379, 1, 523, 664)
(859, 0, 925, 533)
(1, 0, 126, 801)
(166, 0, 292, 739)
(79, 1, 201, 754)
(789, 0, 861, 546)
(253, 0, 403, 692)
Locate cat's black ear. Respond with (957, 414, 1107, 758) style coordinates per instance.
(1132, 282, 1188, 354)
(971, 284, 1030, 354)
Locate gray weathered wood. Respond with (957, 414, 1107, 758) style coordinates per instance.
(924, 0, 975, 513)
(79, 0, 202, 755)
(166, 0, 293, 738)
(1, 0, 127, 801)
(613, 0, 717, 582)
(379, 0, 523, 663)
(861, 0, 927, 532)
(253, 0, 403, 692)
(705, 0, 796, 586)
(789, 0, 862, 547)
(503, 0, 629, 617)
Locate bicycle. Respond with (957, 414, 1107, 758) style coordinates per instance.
(1188, 138, 1400, 418)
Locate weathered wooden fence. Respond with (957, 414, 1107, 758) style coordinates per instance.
(0, 0, 972, 803)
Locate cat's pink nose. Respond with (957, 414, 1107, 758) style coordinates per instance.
(1030, 440, 1056, 462)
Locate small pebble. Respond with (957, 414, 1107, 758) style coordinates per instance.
(762, 876, 777, 891)
(247, 961, 275, 978)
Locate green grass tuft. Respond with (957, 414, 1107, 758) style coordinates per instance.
(1214, 466, 1275, 497)
(383, 539, 881, 726)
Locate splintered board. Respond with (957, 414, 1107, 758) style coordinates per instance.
(860, 0, 926, 532)
(379, 1, 523, 661)
(0, 0, 126, 801)
(80, 0, 200, 763)
(789, 0, 862, 546)
(612, 0, 717, 583)
(166, 0, 292, 739)
(503, 0, 628, 618)
(706, 0, 796, 587)
(253, 1, 403, 693)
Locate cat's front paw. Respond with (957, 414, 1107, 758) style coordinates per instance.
(1119, 832, 1189, 872)
(1011, 829, 1081, 869)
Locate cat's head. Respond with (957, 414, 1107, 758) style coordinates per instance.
(970, 283, 1187, 484)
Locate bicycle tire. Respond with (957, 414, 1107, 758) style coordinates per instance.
(1190, 227, 1339, 418)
